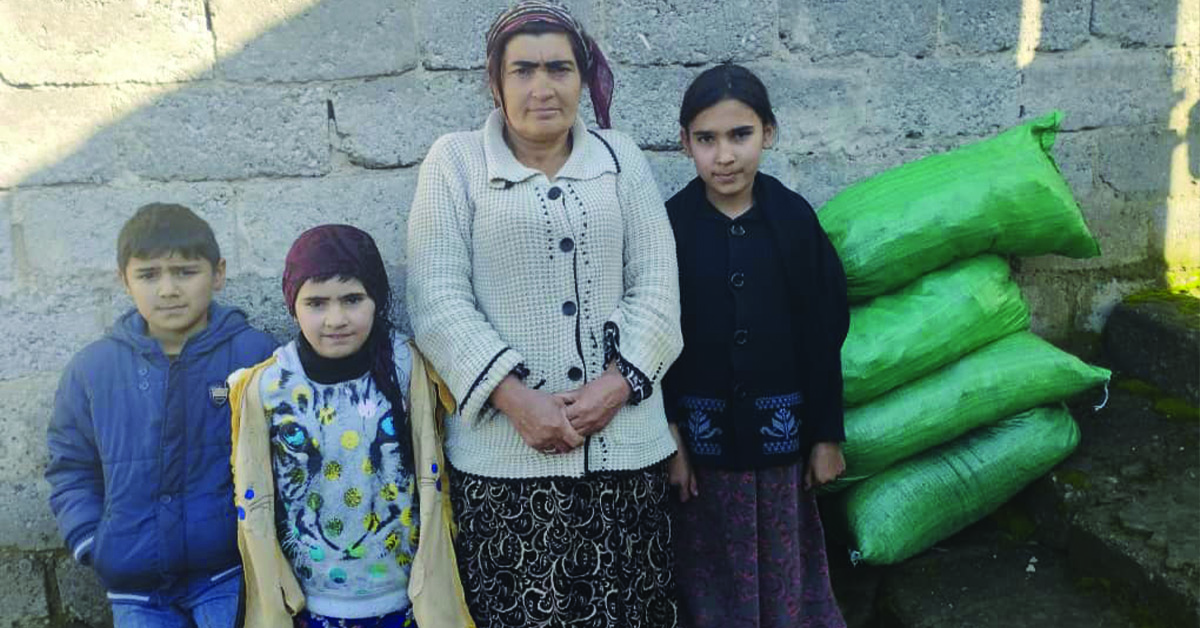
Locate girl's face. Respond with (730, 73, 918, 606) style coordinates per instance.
(495, 33, 582, 146)
(294, 277, 376, 359)
(681, 98, 775, 214)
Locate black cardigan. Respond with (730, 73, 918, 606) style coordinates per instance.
(663, 174, 849, 468)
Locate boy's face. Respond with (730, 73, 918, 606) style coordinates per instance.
(121, 253, 225, 350)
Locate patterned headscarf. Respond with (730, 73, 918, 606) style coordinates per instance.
(485, 0, 615, 129)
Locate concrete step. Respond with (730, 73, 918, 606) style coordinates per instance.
(1022, 386, 1200, 627)
(1103, 292, 1200, 405)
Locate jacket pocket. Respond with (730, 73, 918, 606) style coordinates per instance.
(91, 513, 159, 591)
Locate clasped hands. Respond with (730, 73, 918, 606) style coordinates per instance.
(490, 364, 631, 454)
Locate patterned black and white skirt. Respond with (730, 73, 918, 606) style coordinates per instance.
(449, 464, 678, 628)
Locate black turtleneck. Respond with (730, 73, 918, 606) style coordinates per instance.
(296, 334, 372, 384)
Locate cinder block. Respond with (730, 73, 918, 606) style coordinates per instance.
(1, 193, 12, 282)
(332, 72, 492, 168)
(1038, 0, 1092, 51)
(1, 83, 330, 187)
(219, 274, 293, 343)
(644, 151, 697, 203)
(12, 183, 237, 281)
(1021, 50, 1175, 131)
(1092, 0, 1190, 47)
(745, 61, 868, 152)
(54, 555, 112, 628)
(232, 171, 417, 277)
(1012, 269, 1077, 342)
(0, 551, 50, 624)
(417, 0, 509, 69)
(1093, 126, 1180, 198)
(780, 0, 937, 59)
(210, 0, 418, 82)
(0, 481, 59, 551)
(0, 0, 212, 86)
(1153, 198, 1200, 269)
(114, 83, 331, 181)
(0, 86, 143, 188)
(860, 57, 1020, 140)
(942, 0, 1091, 53)
(0, 289, 112, 381)
(611, 65, 697, 149)
(1049, 129, 1097, 202)
(0, 374, 58, 483)
(605, 0, 775, 65)
(941, 0, 1021, 53)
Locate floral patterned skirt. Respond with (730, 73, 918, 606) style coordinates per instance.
(672, 462, 845, 628)
(450, 465, 678, 628)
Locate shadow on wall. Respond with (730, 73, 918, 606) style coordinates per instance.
(1, 0, 506, 353)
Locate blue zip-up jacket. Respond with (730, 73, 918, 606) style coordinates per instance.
(46, 303, 277, 595)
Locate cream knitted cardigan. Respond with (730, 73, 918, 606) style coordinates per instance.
(406, 110, 683, 479)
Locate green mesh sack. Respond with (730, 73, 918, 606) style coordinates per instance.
(840, 405, 1080, 565)
(828, 331, 1107, 491)
(842, 255, 1030, 406)
(818, 111, 1100, 302)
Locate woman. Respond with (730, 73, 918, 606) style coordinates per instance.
(405, 2, 683, 627)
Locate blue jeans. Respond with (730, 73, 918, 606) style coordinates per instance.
(110, 570, 241, 628)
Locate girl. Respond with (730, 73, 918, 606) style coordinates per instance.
(228, 225, 471, 628)
(662, 64, 850, 628)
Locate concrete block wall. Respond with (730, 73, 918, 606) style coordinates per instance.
(1, 0, 1196, 624)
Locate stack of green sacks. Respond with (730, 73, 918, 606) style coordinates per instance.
(816, 111, 1111, 565)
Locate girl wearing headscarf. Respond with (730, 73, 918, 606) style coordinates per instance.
(228, 225, 472, 628)
(406, 2, 683, 627)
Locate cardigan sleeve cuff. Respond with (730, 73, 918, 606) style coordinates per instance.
(457, 347, 526, 427)
(603, 322, 652, 405)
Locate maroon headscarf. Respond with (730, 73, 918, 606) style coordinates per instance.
(282, 224, 389, 316)
(485, 0, 615, 129)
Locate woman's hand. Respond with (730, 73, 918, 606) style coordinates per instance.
(491, 375, 584, 454)
(804, 442, 846, 490)
(557, 365, 631, 437)
(667, 423, 699, 503)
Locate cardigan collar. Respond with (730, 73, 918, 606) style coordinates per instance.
(483, 109, 618, 188)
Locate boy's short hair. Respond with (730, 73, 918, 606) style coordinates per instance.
(117, 203, 220, 273)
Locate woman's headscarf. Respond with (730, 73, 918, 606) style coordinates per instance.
(282, 224, 412, 470)
(485, 0, 615, 129)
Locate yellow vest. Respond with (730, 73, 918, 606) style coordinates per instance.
(229, 343, 475, 627)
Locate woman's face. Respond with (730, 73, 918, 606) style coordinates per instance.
(294, 277, 376, 359)
(496, 32, 582, 145)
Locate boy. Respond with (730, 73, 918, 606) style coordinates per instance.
(46, 203, 277, 626)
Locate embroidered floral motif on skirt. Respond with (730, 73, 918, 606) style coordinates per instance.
(672, 462, 845, 628)
(450, 465, 678, 628)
